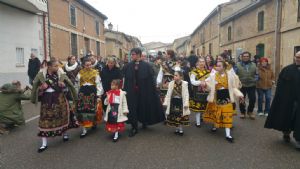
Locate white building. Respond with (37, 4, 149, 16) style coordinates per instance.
(0, 0, 48, 86)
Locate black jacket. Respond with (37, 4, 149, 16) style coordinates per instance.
(27, 58, 41, 79)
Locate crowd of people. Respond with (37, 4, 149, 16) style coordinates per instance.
(0, 48, 300, 153)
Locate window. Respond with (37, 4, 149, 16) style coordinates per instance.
(258, 11, 264, 31)
(71, 33, 78, 56)
(228, 26, 232, 41)
(294, 46, 300, 55)
(95, 21, 100, 35)
(96, 41, 100, 56)
(298, 0, 300, 22)
(70, 5, 76, 27)
(209, 43, 212, 55)
(16, 47, 24, 66)
(256, 44, 265, 58)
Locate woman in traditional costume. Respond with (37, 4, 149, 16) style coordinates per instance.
(189, 57, 210, 127)
(76, 59, 103, 138)
(203, 61, 244, 143)
(63, 55, 81, 128)
(31, 59, 78, 152)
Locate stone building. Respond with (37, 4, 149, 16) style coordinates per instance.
(105, 29, 142, 59)
(190, 0, 254, 57)
(220, 0, 276, 63)
(280, 0, 300, 67)
(48, 0, 107, 61)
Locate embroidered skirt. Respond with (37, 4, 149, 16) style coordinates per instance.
(38, 92, 72, 137)
(77, 85, 102, 128)
(203, 103, 234, 128)
(166, 98, 190, 127)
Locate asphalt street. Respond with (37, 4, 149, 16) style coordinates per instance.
(0, 103, 300, 169)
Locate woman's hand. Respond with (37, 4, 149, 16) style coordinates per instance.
(58, 81, 65, 88)
(40, 83, 48, 90)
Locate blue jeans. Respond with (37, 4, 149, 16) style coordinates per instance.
(257, 88, 272, 113)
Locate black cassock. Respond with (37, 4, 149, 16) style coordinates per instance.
(265, 64, 300, 140)
(123, 61, 165, 126)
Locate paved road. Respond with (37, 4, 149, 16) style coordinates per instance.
(1, 103, 300, 169)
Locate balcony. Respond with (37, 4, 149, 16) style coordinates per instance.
(0, 0, 47, 14)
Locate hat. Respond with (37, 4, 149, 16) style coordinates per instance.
(260, 57, 268, 63)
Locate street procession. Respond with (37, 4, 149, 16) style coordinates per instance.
(1, 0, 300, 168)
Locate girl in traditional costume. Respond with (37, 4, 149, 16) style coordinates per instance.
(189, 57, 210, 127)
(104, 80, 129, 142)
(163, 71, 190, 136)
(203, 61, 244, 143)
(76, 59, 103, 138)
(31, 59, 78, 152)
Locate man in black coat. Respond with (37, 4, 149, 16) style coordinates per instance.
(123, 48, 165, 137)
(27, 53, 41, 85)
(265, 51, 300, 150)
(187, 50, 198, 69)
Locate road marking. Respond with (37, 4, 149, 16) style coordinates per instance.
(25, 115, 40, 123)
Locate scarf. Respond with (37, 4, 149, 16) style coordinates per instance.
(92, 60, 98, 68)
(65, 62, 78, 72)
(107, 89, 121, 104)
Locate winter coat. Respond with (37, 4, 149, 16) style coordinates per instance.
(104, 90, 129, 123)
(236, 62, 257, 87)
(27, 57, 41, 79)
(256, 65, 274, 89)
(0, 84, 30, 125)
(31, 68, 77, 104)
(163, 80, 190, 116)
(100, 66, 122, 93)
(265, 64, 300, 140)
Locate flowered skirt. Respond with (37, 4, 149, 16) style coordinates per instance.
(38, 92, 77, 137)
(203, 102, 234, 128)
(105, 123, 125, 133)
(77, 85, 102, 128)
(166, 98, 190, 127)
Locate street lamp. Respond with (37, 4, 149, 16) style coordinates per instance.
(108, 22, 113, 31)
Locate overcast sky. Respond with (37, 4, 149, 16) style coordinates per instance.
(86, 0, 230, 44)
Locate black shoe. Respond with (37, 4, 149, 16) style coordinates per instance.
(63, 136, 69, 142)
(211, 127, 217, 132)
(91, 125, 97, 130)
(195, 124, 201, 128)
(113, 137, 119, 142)
(37, 146, 48, 153)
(283, 134, 291, 143)
(174, 130, 180, 135)
(128, 128, 138, 137)
(226, 137, 234, 143)
(178, 131, 184, 136)
(80, 132, 87, 138)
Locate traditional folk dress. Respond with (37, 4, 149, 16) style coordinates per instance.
(163, 80, 190, 127)
(31, 69, 78, 137)
(64, 62, 81, 128)
(189, 68, 210, 113)
(203, 71, 243, 128)
(76, 68, 103, 128)
(157, 60, 177, 103)
(104, 89, 129, 133)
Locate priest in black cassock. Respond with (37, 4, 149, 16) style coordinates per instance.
(123, 48, 165, 137)
(265, 51, 300, 150)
